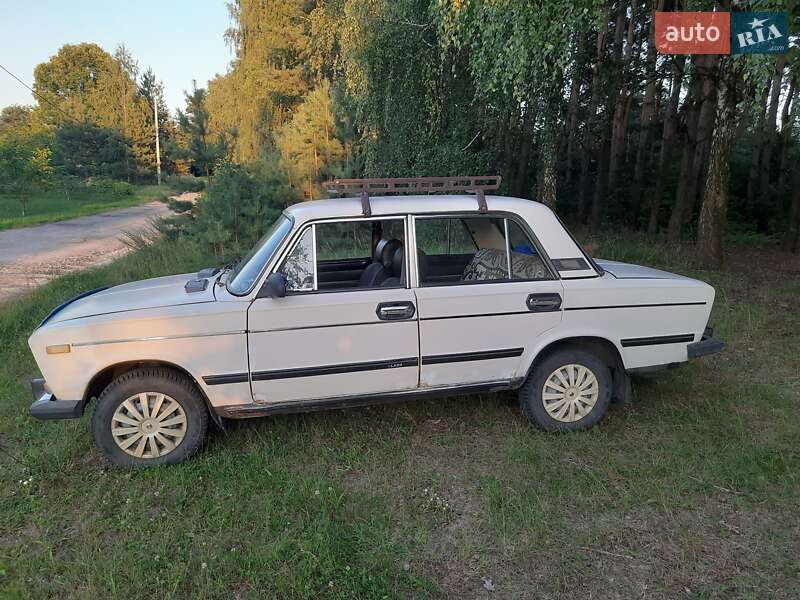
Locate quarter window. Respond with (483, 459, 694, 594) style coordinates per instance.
(415, 215, 551, 285)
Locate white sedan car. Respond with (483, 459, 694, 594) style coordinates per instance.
(28, 178, 723, 466)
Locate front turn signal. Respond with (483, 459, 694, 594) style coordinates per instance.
(46, 344, 71, 355)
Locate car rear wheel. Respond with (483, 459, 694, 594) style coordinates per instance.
(520, 348, 611, 431)
(91, 367, 208, 466)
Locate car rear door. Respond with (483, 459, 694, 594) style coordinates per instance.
(412, 214, 563, 388)
(247, 217, 420, 404)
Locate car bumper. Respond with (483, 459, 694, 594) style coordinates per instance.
(29, 378, 86, 420)
(687, 328, 725, 359)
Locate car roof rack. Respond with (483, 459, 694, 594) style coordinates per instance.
(326, 176, 501, 217)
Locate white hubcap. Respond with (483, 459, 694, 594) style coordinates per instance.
(111, 392, 187, 459)
(542, 364, 599, 422)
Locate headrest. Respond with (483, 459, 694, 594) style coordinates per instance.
(381, 239, 403, 270)
(392, 246, 404, 277)
(373, 238, 388, 262)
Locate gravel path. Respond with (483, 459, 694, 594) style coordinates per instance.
(0, 199, 178, 303)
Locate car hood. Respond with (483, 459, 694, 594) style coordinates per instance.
(595, 259, 691, 280)
(45, 273, 216, 324)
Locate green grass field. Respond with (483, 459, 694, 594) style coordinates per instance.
(0, 184, 171, 231)
(0, 234, 798, 599)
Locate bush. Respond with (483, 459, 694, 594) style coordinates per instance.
(166, 175, 206, 194)
(86, 176, 134, 198)
(170, 157, 299, 258)
(52, 122, 130, 180)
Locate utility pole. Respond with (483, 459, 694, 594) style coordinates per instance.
(154, 93, 162, 186)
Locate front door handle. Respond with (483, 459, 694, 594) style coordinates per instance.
(526, 293, 562, 312)
(376, 301, 416, 321)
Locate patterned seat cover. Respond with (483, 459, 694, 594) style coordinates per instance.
(462, 248, 548, 281)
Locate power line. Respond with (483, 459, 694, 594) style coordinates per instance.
(0, 61, 80, 123)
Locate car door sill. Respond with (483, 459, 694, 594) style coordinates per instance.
(216, 379, 525, 419)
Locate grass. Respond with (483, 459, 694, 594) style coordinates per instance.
(0, 233, 799, 598)
(0, 184, 171, 231)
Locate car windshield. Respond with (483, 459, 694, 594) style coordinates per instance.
(226, 214, 293, 295)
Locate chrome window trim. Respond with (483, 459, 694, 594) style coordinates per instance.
(503, 218, 512, 279)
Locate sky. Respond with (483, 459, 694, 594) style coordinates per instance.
(0, 0, 234, 114)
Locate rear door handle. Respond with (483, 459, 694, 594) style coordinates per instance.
(376, 301, 416, 320)
(526, 293, 562, 312)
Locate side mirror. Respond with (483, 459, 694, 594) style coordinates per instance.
(258, 273, 287, 298)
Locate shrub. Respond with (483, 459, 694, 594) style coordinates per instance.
(166, 175, 206, 194)
(86, 176, 134, 198)
(171, 157, 299, 258)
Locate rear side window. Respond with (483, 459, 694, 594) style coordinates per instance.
(414, 215, 552, 285)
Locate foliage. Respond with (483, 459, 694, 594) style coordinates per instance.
(0, 139, 53, 216)
(179, 157, 300, 256)
(276, 81, 348, 198)
(51, 122, 131, 179)
(173, 83, 230, 183)
(31, 43, 170, 180)
(165, 174, 206, 194)
(206, 0, 314, 162)
(0, 105, 35, 141)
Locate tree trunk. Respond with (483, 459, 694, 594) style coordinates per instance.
(688, 55, 719, 224)
(785, 175, 800, 253)
(538, 127, 557, 209)
(776, 75, 797, 218)
(757, 55, 788, 229)
(648, 56, 685, 234)
(565, 56, 582, 184)
(697, 57, 739, 268)
(605, 0, 630, 211)
(667, 60, 702, 241)
(745, 81, 771, 210)
(630, 0, 662, 227)
(577, 13, 610, 224)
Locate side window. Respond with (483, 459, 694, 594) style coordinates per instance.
(415, 215, 551, 285)
(415, 217, 477, 255)
(315, 221, 372, 262)
(278, 218, 407, 292)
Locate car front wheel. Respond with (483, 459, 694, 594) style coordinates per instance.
(520, 348, 611, 431)
(91, 367, 208, 466)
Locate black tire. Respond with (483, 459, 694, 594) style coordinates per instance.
(91, 367, 208, 467)
(520, 348, 611, 432)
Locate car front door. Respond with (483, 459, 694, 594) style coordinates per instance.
(412, 214, 564, 388)
(247, 217, 419, 404)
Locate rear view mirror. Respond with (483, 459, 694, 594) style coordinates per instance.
(258, 273, 287, 298)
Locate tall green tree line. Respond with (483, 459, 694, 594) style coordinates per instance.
(202, 0, 800, 265)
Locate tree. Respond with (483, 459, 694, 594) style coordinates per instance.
(189, 158, 300, 256)
(140, 67, 177, 175)
(32, 43, 117, 126)
(697, 55, 745, 267)
(0, 137, 53, 216)
(276, 81, 347, 198)
(174, 83, 230, 184)
(51, 122, 130, 179)
(206, 0, 314, 162)
(0, 105, 34, 140)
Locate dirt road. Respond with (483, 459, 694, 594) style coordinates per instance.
(0, 199, 176, 303)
